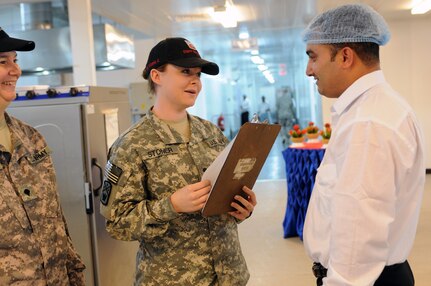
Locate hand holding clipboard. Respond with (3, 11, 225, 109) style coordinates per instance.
(201, 122, 281, 217)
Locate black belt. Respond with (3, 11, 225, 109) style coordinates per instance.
(312, 261, 414, 286)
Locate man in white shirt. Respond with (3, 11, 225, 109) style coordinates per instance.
(302, 4, 425, 286)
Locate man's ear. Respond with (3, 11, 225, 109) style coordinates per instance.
(339, 47, 354, 68)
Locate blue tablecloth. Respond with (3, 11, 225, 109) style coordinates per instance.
(282, 147, 325, 240)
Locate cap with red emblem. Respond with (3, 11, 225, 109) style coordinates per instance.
(142, 37, 219, 79)
(0, 27, 35, 53)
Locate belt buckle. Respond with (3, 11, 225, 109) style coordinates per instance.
(312, 262, 328, 278)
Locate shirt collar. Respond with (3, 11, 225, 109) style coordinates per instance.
(331, 70, 386, 122)
(145, 109, 214, 145)
(4, 112, 35, 159)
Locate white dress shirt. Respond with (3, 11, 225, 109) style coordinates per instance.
(303, 70, 425, 286)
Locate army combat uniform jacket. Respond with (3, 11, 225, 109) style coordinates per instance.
(100, 111, 250, 286)
(0, 113, 85, 285)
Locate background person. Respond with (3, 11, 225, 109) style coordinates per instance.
(258, 95, 271, 123)
(275, 86, 297, 145)
(240, 94, 250, 125)
(100, 37, 256, 286)
(302, 4, 425, 286)
(0, 28, 85, 285)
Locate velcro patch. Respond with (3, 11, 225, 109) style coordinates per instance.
(105, 161, 123, 185)
(145, 146, 179, 159)
(100, 181, 112, 206)
(206, 137, 225, 148)
(29, 147, 51, 164)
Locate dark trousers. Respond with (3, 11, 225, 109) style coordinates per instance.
(315, 261, 414, 286)
(241, 111, 249, 125)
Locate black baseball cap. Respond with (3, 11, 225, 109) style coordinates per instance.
(0, 27, 35, 53)
(143, 37, 219, 79)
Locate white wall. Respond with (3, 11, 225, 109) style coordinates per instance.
(320, 17, 431, 169)
(383, 17, 431, 169)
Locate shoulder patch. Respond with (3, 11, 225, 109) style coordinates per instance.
(100, 181, 112, 206)
(105, 161, 123, 185)
(206, 137, 225, 148)
(28, 146, 51, 164)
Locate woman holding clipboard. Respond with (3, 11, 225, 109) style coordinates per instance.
(100, 37, 256, 286)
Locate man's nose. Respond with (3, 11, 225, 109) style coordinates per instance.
(305, 63, 313, 77)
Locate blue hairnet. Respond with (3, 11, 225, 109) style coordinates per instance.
(302, 4, 391, 46)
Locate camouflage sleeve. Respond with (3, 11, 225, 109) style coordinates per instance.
(101, 147, 180, 241)
(61, 213, 86, 284)
(68, 270, 85, 286)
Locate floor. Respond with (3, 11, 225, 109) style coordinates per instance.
(257, 135, 287, 181)
(239, 143, 431, 285)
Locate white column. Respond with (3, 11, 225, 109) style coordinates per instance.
(67, 0, 96, 85)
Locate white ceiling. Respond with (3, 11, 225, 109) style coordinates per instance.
(1, 0, 430, 86)
(90, 0, 425, 86)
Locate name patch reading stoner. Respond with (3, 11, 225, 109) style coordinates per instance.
(146, 146, 179, 159)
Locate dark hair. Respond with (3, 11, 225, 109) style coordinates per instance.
(145, 64, 167, 95)
(329, 42, 380, 66)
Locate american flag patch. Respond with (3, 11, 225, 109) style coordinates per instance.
(105, 161, 123, 185)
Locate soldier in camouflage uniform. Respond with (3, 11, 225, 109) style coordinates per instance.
(0, 28, 85, 285)
(100, 37, 257, 285)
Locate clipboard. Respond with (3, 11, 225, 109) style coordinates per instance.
(201, 122, 281, 217)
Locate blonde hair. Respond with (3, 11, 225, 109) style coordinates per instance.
(145, 64, 167, 95)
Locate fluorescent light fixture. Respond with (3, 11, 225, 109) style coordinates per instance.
(239, 31, 249, 39)
(250, 49, 259, 55)
(411, 0, 431, 14)
(232, 39, 251, 49)
(239, 26, 249, 39)
(260, 69, 274, 84)
(258, 64, 268, 71)
(264, 73, 275, 84)
(231, 38, 258, 50)
(210, 0, 238, 28)
(251, 55, 264, 64)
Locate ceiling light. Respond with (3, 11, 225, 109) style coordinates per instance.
(231, 38, 258, 51)
(251, 55, 264, 65)
(210, 0, 238, 28)
(258, 64, 268, 71)
(239, 26, 249, 39)
(250, 50, 259, 55)
(411, 0, 431, 14)
(239, 31, 249, 39)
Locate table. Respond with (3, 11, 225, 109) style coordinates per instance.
(281, 143, 325, 240)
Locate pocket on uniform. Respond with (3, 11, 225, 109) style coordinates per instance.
(315, 164, 337, 192)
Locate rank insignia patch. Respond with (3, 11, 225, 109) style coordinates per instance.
(100, 181, 112, 206)
(105, 161, 123, 185)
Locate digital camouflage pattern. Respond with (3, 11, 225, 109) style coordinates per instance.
(0, 113, 85, 285)
(100, 111, 250, 286)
